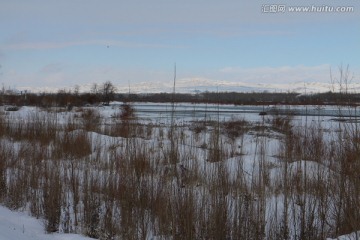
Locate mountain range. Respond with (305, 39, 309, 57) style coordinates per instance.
(15, 78, 360, 94)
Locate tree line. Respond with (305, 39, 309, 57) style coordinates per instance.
(1, 81, 360, 108)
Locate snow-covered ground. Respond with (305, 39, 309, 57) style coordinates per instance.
(326, 232, 360, 240)
(0, 206, 94, 240)
(1, 103, 359, 239)
(1, 204, 358, 240)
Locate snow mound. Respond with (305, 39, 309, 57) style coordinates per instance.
(0, 206, 94, 240)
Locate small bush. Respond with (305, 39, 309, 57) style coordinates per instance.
(222, 118, 249, 139)
(269, 111, 293, 133)
(120, 103, 135, 121)
(81, 109, 101, 132)
(189, 121, 207, 134)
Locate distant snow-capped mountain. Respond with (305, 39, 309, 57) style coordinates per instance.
(15, 78, 360, 94)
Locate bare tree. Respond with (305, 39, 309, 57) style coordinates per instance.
(101, 81, 116, 106)
(73, 85, 80, 96)
(91, 83, 98, 95)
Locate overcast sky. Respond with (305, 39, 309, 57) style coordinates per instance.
(0, 0, 359, 91)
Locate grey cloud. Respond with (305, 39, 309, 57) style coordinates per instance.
(4, 1, 357, 30)
(1, 0, 358, 44)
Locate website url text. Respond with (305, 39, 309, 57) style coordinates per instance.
(262, 5, 354, 13)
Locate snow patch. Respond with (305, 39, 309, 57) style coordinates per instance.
(0, 206, 95, 240)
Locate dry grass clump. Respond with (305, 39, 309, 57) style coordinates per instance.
(4, 112, 57, 145)
(189, 120, 207, 134)
(52, 130, 92, 160)
(81, 108, 101, 132)
(0, 104, 360, 239)
(222, 117, 249, 139)
(268, 108, 294, 134)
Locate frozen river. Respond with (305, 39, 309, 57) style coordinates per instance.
(125, 102, 360, 123)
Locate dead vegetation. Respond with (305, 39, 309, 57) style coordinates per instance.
(0, 103, 359, 240)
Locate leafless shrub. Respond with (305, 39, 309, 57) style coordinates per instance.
(43, 163, 62, 233)
(82, 171, 101, 238)
(5, 169, 27, 210)
(0, 141, 8, 202)
(2, 91, 360, 240)
(81, 108, 101, 132)
(207, 127, 226, 163)
(189, 121, 207, 134)
(222, 117, 249, 139)
(100, 81, 116, 106)
(269, 109, 294, 134)
(0, 111, 5, 137)
(52, 130, 92, 160)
